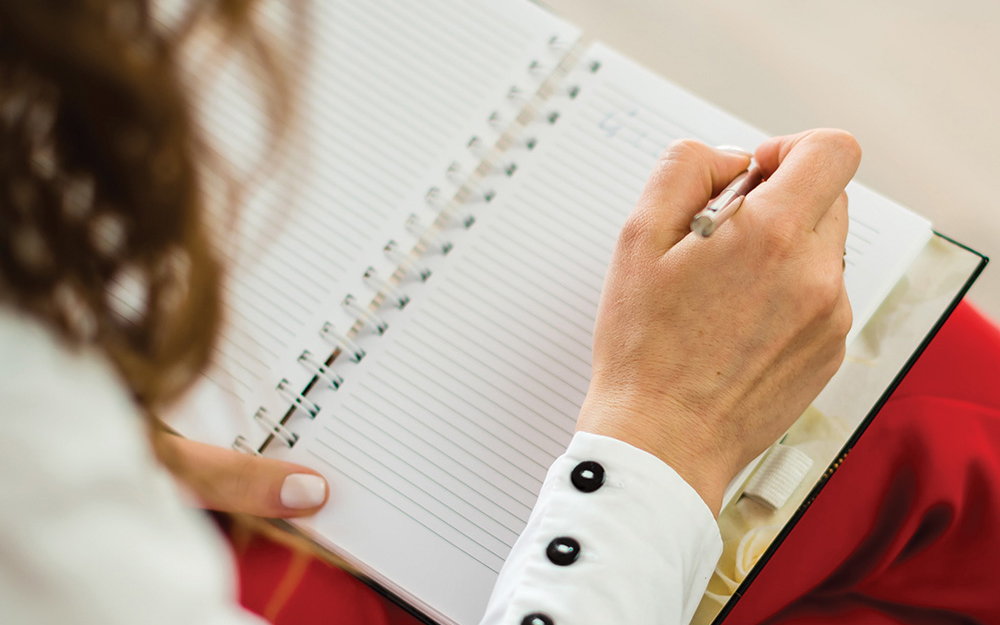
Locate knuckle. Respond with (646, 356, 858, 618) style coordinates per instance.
(618, 209, 653, 250)
(824, 342, 848, 378)
(832, 299, 853, 339)
(654, 139, 710, 182)
(803, 266, 843, 314)
(820, 274, 844, 311)
(659, 138, 707, 164)
(815, 128, 862, 167)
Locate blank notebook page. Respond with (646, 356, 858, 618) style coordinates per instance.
(165, 0, 579, 446)
(273, 42, 932, 625)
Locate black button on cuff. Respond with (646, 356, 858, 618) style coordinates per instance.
(546, 536, 581, 566)
(570, 460, 605, 493)
(521, 613, 554, 625)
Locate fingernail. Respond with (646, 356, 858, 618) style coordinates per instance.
(715, 145, 753, 157)
(280, 474, 327, 509)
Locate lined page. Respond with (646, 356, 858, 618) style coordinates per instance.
(164, 0, 580, 447)
(272, 42, 932, 624)
(196, 0, 556, 390)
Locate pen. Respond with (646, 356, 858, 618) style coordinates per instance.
(690, 162, 763, 237)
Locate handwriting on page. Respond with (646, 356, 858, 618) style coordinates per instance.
(595, 94, 701, 159)
(597, 109, 664, 158)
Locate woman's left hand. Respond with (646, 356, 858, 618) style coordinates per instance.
(159, 435, 329, 518)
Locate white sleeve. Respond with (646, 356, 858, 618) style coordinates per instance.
(480, 431, 722, 625)
(0, 310, 264, 625)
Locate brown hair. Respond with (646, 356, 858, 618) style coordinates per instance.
(0, 0, 285, 408)
(0, 0, 337, 568)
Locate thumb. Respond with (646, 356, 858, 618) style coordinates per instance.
(159, 435, 329, 518)
(631, 140, 751, 251)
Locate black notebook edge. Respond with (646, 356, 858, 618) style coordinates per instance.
(710, 232, 989, 623)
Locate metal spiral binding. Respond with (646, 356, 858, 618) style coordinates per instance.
(277, 378, 321, 418)
(467, 135, 487, 158)
(547, 35, 570, 52)
(253, 407, 298, 447)
(404, 217, 452, 256)
(320, 322, 365, 362)
(425, 186, 443, 209)
(231, 45, 581, 459)
(343, 293, 389, 335)
(446, 161, 464, 185)
(232, 435, 262, 456)
(298, 349, 343, 390)
(507, 85, 525, 104)
(363, 266, 410, 308)
(386, 237, 434, 278)
(454, 212, 476, 229)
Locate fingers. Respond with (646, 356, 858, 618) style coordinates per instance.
(749, 129, 861, 230)
(160, 435, 329, 518)
(625, 139, 751, 251)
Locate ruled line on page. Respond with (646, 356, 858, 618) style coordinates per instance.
(420, 303, 589, 400)
(310, 404, 530, 555)
(483, 221, 605, 298)
(469, 237, 598, 319)
(322, 413, 521, 546)
(362, 360, 552, 484)
(459, 257, 594, 344)
(349, 390, 538, 510)
(408, 317, 581, 422)
(307, 447, 506, 574)
(338, 401, 530, 532)
(432, 288, 592, 381)
(444, 268, 594, 366)
(393, 335, 568, 451)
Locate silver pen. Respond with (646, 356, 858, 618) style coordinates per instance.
(690, 163, 763, 237)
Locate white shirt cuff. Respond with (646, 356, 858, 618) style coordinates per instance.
(481, 431, 722, 625)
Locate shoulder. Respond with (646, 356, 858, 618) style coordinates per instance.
(0, 307, 261, 624)
(0, 307, 136, 426)
(0, 307, 146, 469)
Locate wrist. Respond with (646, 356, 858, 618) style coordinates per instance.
(576, 393, 731, 517)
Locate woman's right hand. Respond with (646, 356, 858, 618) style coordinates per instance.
(576, 129, 861, 516)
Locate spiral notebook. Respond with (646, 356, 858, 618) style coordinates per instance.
(158, 2, 985, 624)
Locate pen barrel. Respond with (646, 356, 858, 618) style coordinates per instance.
(691, 193, 744, 237)
(689, 165, 762, 237)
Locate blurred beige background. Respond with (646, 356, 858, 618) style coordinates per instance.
(544, 0, 999, 322)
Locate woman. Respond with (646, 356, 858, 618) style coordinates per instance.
(5, 2, 994, 625)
